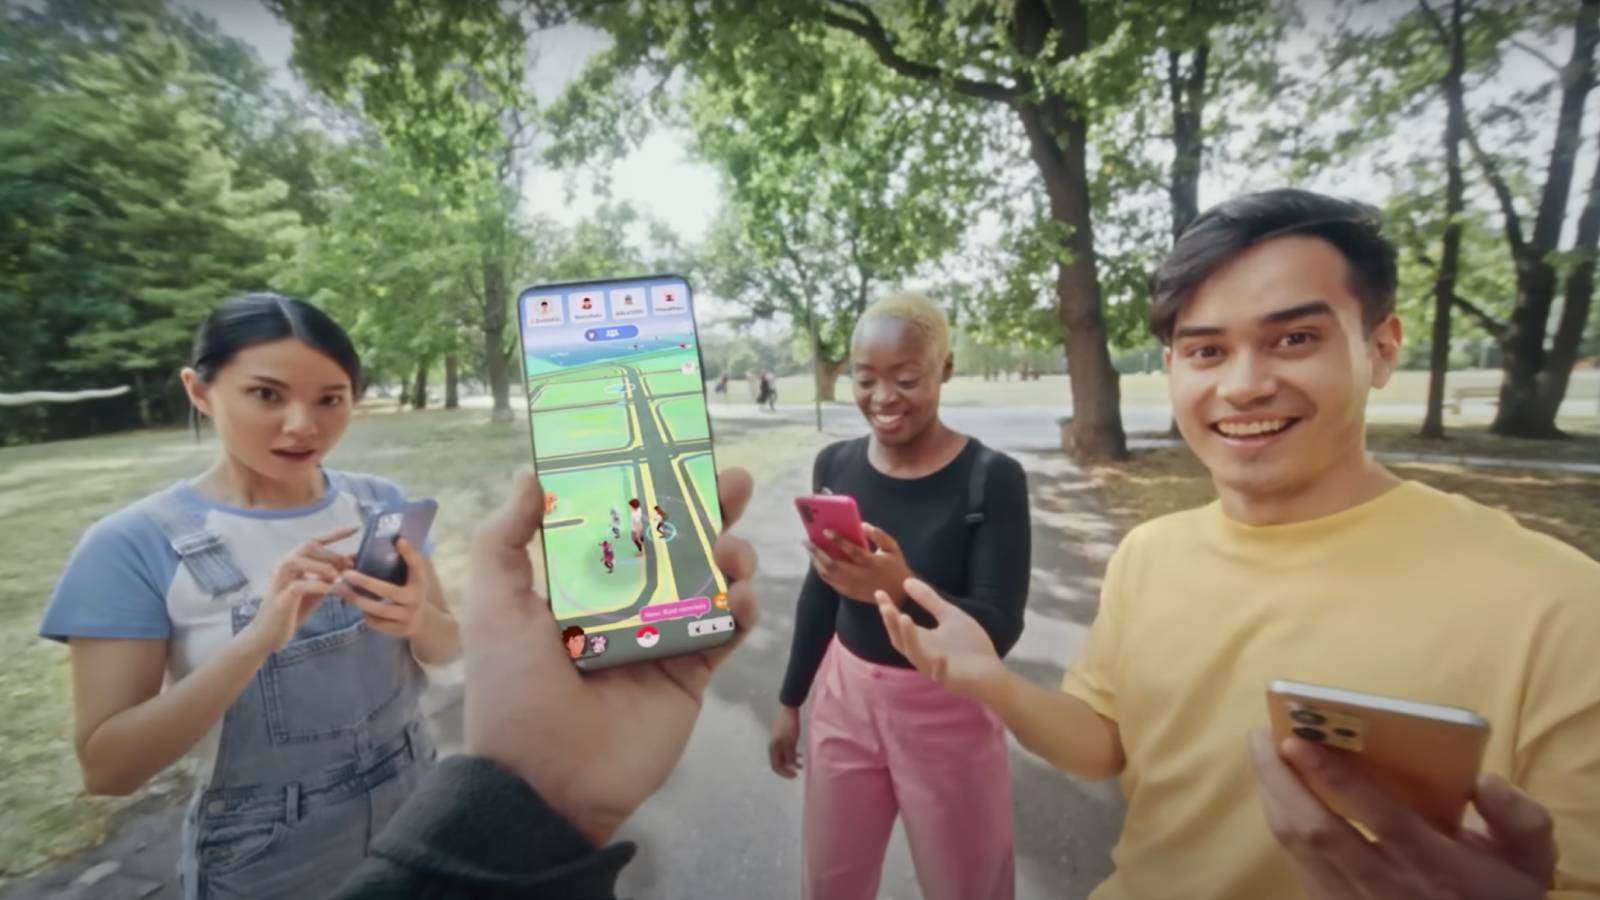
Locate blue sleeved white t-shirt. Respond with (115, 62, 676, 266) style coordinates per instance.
(39, 469, 452, 774)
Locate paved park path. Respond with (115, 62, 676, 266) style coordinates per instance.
(3, 405, 1128, 900)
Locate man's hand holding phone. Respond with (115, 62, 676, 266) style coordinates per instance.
(1248, 729, 1557, 899)
(463, 466, 760, 846)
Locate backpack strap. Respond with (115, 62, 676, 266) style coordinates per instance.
(813, 439, 856, 494)
(965, 445, 996, 527)
(140, 486, 250, 601)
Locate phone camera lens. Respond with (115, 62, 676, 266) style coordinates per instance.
(1334, 727, 1357, 738)
(1289, 709, 1326, 726)
(1291, 726, 1327, 743)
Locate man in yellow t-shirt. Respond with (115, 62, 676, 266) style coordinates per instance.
(875, 189, 1600, 898)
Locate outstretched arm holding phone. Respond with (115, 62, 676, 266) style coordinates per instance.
(335, 466, 760, 898)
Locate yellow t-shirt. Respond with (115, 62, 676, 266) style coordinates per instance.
(1062, 481, 1600, 899)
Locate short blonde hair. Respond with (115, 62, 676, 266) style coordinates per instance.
(854, 292, 951, 364)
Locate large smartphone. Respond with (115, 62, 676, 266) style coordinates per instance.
(515, 275, 733, 672)
(1266, 680, 1490, 832)
(795, 494, 868, 561)
(351, 499, 438, 598)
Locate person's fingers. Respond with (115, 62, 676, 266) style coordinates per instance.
(312, 525, 359, 547)
(1245, 730, 1375, 893)
(826, 531, 869, 564)
(1279, 735, 1437, 850)
(394, 537, 426, 579)
(288, 557, 342, 584)
(876, 591, 907, 654)
(345, 591, 407, 622)
(716, 467, 753, 529)
(361, 615, 407, 636)
(469, 468, 550, 624)
(1472, 772, 1558, 884)
(902, 577, 954, 621)
(696, 578, 758, 672)
(862, 523, 902, 556)
(341, 569, 402, 603)
(714, 533, 758, 585)
(804, 543, 835, 575)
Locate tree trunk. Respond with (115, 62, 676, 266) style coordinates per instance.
(1018, 98, 1128, 462)
(813, 356, 847, 402)
(398, 379, 410, 409)
(483, 257, 513, 423)
(1490, 0, 1600, 436)
(411, 362, 428, 410)
(1421, 0, 1467, 440)
(1167, 42, 1208, 241)
(445, 353, 460, 409)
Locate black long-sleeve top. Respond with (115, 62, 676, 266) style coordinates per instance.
(778, 436, 1031, 708)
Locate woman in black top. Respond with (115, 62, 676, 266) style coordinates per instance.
(769, 293, 1030, 900)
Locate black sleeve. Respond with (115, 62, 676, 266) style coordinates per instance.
(333, 756, 635, 899)
(777, 447, 843, 708)
(938, 454, 1030, 658)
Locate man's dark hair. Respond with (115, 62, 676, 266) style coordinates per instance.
(1147, 189, 1398, 345)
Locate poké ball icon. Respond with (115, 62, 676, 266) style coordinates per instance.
(635, 625, 661, 648)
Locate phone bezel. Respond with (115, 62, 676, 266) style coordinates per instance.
(513, 273, 730, 669)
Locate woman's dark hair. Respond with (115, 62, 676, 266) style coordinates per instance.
(1147, 189, 1398, 345)
(188, 293, 362, 433)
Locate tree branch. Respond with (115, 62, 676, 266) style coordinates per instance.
(1453, 296, 1509, 340)
(1461, 118, 1529, 258)
(821, 0, 1018, 104)
(1510, 38, 1564, 76)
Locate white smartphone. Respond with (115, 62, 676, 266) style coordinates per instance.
(1267, 680, 1490, 832)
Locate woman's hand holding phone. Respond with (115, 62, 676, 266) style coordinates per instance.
(806, 522, 913, 605)
(244, 526, 357, 653)
(340, 539, 442, 639)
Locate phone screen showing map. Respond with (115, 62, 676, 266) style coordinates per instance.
(516, 275, 734, 671)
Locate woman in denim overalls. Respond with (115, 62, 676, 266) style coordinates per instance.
(39, 295, 460, 898)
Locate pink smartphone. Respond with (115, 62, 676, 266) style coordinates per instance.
(795, 494, 868, 560)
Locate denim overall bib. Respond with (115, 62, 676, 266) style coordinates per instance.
(143, 473, 435, 899)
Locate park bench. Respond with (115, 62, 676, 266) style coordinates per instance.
(1448, 385, 1500, 414)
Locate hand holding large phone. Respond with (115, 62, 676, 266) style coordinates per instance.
(1249, 729, 1555, 899)
(463, 466, 759, 846)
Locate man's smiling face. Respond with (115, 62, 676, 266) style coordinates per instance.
(1165, 235, 1401, 510)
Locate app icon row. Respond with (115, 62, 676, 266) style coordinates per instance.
(526, 283, 687, 328)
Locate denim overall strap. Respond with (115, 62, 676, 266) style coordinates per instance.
(141, 486, 250, 603)
(329, 471, 386, 519)
(175, 474, 435, 900)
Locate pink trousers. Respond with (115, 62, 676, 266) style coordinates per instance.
(803, 639, 1016, 900)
